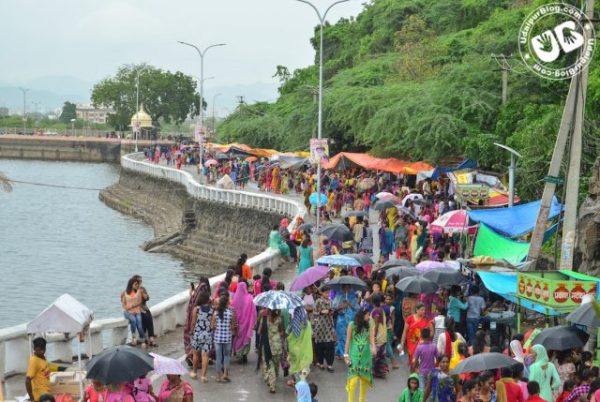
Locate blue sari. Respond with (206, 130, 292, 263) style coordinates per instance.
(332, 290, 359, 357)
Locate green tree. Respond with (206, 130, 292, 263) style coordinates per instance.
(91, 64, 199, 130)
(59, 101, 77, 124)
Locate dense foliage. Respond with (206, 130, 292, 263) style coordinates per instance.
(59, 101, 77, 124)
(91, 64, 200, 131)
(218, 0, 600, 201)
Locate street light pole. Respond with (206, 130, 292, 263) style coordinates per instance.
(212, 93, 222, 137)
(293, 0, 350, 229)
(19, 87, 29, 135)
(177, 41, 226, 172)
(493, 143, 522, 208)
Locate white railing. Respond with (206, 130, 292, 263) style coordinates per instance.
(0, 153, 306, 379)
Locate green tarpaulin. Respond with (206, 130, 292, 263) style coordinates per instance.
(473, 223, 529, 264)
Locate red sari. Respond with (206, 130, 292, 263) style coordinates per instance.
(405, 314, 430, 365)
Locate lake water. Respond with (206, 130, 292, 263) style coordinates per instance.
(0, 159, 189, 328)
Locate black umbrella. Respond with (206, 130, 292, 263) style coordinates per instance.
(397, 206, 417, 220)
(395, 275, 438, 294)
(373, 199, 397, 211)
(452, 353, 516, 375)
(327, 276, 367, 291)
(532, 325, 590, 351)
(423, 268, 466, 287)
(317, 224, 353, 242)
(343, 210, 369, 218)
(86, 345, 154, 384)
(297, 223, 314, 233)
(381, 259, 414, 269)
(566, 302, 600, 328)
(413, 198, 432, 206)
(385, 266, 420, 279)
(345, 254, 374, 266)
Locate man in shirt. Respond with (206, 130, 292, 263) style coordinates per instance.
(526, 381, 547, 402)
(412, 328, 437, 390)
(565, 369, 595, 402)
(495, 366, 524, 402)
(26, 337, 50, 402)
(466, 285, 486, 344)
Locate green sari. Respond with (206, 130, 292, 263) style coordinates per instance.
(287, 321, 313, 374)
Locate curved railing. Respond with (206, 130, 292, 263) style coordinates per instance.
(0, 153, 306, 379)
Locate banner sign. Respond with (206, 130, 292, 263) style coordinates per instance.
(456, 184, 489, 202)
(517, 272, 598, 309)
(309, 138, 329, 164)
(194, 123, 205, 143)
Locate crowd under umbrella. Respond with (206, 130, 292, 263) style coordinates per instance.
(253, 290, 304, 310)
(317, 224, 353, 242)
(566, 300, 600, 328)
(297, 223, 314, 233)
(423, 268, 466, 287)
(395, 275, 439, 294)
(385, 266, 420, 279)
(344, 253, 374, 266)
(86, 345, 154, 384)
(327, 276, 367, 292)
(317, 254, 361, 267)
(451, 353, 517, 375)
(381, 259, 414, 269)
(532, 325, 590, 351)
(289, 265, 330, 291)
(373, 199, 397, 211)
(343, 210, 369, 218)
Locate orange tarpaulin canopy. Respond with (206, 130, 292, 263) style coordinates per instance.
(322, 152, 433, 175)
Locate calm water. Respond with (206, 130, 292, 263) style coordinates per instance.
(0, 159, 189, 327)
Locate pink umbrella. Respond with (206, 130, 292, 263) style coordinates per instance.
(204, 159, 218, 167)
(375, 191, 402, 204)
(430, 210, 475, 234)
(416, 260, 450, 271)
(289, 265, 330, 291)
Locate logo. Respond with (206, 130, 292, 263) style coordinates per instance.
(519, 3, 595, 80)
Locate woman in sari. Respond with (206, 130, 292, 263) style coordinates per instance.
(232, 282, 257, 364)
(271, 165, 281, 193)
(297, 239, 313, 275)
(333, 284, 359, 358)
(287, 306, 313, 383)
(400, 303, 433, 367)
(157, 375, 193, 402)
(268, 224, 290, 257)
(424, 355, 456, 402)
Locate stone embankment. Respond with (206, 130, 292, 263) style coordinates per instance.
(100, 168, 283, 271)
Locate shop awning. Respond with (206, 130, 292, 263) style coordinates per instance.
(322, 152, 433, 175)
(473, 223, 530, 265)
(431, 159, 478, 181)
(467, 197, 563, 238)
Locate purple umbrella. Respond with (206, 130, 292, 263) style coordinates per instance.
(416, 260, 450, 271)
(289, 265, 330, 291)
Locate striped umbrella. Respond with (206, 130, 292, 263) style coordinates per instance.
(253, 290, 303, 310)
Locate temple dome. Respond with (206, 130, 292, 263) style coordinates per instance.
(130, 104, 153, 128)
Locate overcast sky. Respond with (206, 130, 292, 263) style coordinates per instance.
(0, 0, 365, 95)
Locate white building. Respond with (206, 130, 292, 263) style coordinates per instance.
(76, 104, 113, 124)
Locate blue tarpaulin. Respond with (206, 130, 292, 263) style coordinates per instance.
(431, 159, 478, 181)
(467, 197, 563, 238)
(477, 271, 563, 315)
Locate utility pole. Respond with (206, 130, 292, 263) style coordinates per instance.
(527, 0, 595, 269)
(491, 54, 514, 105)
(236, 96, 246, 110)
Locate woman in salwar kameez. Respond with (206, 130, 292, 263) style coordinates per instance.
(333, 284, 359, 358)
(268, 225, 290, 257)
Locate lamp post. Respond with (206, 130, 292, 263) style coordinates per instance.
(177, 41, 226, 171)
(293, 0, 350, 229)
(212, 93, 222, 137)
(493, 143, 522, 207)
(70, 118, 76, 137)
(19, 87, 29, 135)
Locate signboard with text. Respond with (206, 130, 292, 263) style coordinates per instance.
(517, 272, 598, 310)
(455, 184, 489, 202)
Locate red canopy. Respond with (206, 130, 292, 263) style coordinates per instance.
(322, 152, 433, 175)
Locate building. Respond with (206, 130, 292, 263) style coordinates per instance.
(76, 104, 113, 124)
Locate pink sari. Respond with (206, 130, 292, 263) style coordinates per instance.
(232, 282, 257, 353)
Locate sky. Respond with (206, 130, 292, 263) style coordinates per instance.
(0, 0, 365, 113)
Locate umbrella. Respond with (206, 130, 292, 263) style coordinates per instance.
(373, 199, 397, 211)
(297, 223, 314, 233)
(309, 192, 328, 206)
(397, 207, 417, 220)
(357, 178, 376, 190)
(344, 254, 374, 266)
(376, 192, 402, 203)
(395, 275, 438, 294)
(289, 265, 330, 291)
(215, 153, 229, 160)
(413, 198, 432, 206)
(532, 325, 590, 351)
(423, 268, 466, 286)
(253, 290, 304, 310)
(567, 301, 600, 328)
(317, 254, 361, 266)
(151, 353, 188, 375)
(416, 260, 449, 271)
(245, 156, 257, 162)
(343, 210, 369, 218)
(86, 345, 154, 384)
(385, 266, 420, 279)
(317, 224, 353, 242)
(327, 276, 367, 291)
(381, 259, 414, 269)
(204, 159, 218, 167)
(430, 210, 472, 233)
(402, 193, 423, 206)
(452, 353, 516, 375)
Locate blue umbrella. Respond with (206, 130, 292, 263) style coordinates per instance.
(317, 254, 361, 267)
(309, 192, 328, 206)
(253, 290, 303, 310)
